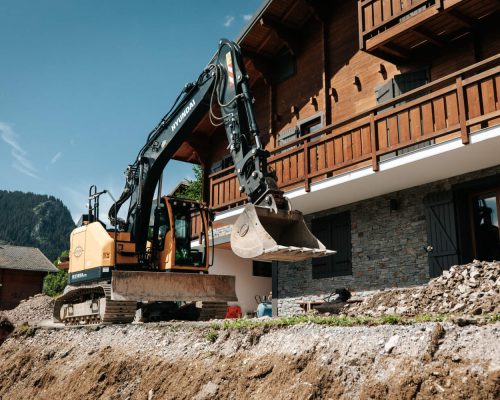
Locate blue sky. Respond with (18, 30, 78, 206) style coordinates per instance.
(0, 0, 261, 222)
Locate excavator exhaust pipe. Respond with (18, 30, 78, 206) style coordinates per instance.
(231, 204, 335, 262)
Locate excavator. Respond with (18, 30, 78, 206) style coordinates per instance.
(54, 39, 334, 325)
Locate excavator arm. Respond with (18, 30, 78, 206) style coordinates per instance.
(110, 39, 333, 262)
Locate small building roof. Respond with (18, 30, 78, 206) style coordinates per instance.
(0, 244, 58, 273)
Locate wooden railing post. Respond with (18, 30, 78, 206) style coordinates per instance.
(358, 0, 365, 50)
(456, 76, 469, 144)
(369, 113, 379, 171)
(304, 139, 311, 192)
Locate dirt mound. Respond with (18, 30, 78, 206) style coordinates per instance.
(2, 294, 54, 325)
(0, 322, 498, 399)
(346, 260, 500, 316)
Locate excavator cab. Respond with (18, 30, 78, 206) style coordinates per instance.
(152, 196, 209, 272)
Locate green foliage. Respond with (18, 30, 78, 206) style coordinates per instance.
(43, 269, 68, 297)
(485, 313, 500, 322)
(205, 329, 219, 343)
(175, 165, 203, 201)
(0, 190, 75, 260)
(209, 313, 469, 331)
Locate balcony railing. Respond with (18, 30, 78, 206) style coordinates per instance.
(209, 55, 500, 211)
(358, 0, 496, 56)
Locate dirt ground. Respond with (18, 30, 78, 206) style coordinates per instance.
(0, 321, 499, 400)
(0, 260, 499, 399)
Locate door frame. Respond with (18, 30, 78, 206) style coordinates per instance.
(468, 186, 500, 259)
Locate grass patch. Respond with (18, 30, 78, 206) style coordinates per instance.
(210, 312, 499, 331)
(13, 324, 36, 337)
(413, 313, 448, 323)
(485, 313, 500, 323)
(205, 329, 219, 343)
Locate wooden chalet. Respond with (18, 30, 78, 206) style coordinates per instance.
(182, 0, 500, 316)
(0, 245, 57, 310)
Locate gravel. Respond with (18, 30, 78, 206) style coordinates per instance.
(345, 260, 500, 316)
(1, 294, 54, 325)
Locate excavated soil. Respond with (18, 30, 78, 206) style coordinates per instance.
(0, 322, 499, 399)
(0, 294, 54, 325)
(346, 260, 500, 316)
(0, 261, 499, 399)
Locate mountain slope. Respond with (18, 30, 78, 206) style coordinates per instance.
(0, 190, 75, 261)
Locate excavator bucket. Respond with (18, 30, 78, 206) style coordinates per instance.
(111, 271, 237, 302)
(231, 204, 336, 262)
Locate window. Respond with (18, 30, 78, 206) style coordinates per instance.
(210, 154, 234, 173)
(300, 116, 323, 136)
(277, 114, 323, 147)
(253, 260, 272, 277)
(376, 69, 433, 159)
(274, 46, 296, 83)
(312, 211, 352, 279)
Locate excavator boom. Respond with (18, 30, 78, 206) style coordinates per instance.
(58, 38, 334, 325)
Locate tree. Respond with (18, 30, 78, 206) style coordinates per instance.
(43, 269, 68, 297)
(175, 165, 203, 201)
(43, 249, 69, 297)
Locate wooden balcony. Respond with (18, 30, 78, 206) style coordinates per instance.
(358, 0, 498, 58)
(209, 55, 500, 211)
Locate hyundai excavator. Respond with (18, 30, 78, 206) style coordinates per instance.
(54, 39, 334, 325)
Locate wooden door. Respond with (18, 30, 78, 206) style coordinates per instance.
(424, 191, 459, 278)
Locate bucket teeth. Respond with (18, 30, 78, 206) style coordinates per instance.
(256, 245, 336, 262)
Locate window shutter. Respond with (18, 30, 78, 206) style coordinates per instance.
(375, 79, 395, 105)
(331, 212, 352, 276)
(278, 126, 300, 146)
(394, 69, 428, 95)
(312, 217, 332, 278)
(312, 211, 352, 279)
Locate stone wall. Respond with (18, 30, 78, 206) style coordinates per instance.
(277, 165, 500, 316)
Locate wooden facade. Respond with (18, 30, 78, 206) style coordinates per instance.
(0, 269, 45, 310)
(188, 0, 500, 211)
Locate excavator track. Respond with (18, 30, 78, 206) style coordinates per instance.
(54, 283, 228, 325)
(53, 283, 137, 326)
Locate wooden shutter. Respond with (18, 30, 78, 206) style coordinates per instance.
(312, 212, 352, 278)
(312, 217, 332, 278)
(424, 191, 459, 278)
(393, 69, 428, 95)
(375, 79, 395, 106)
(332, 212, 352, 276)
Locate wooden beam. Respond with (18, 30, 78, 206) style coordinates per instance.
(241, 46, 275, 84)
(280, 0, 301, 21)
(303, 0, 326, 22)
(259, 16, 301, 55)
(413, 27, 445, 46)
(447, 9, 474, 28)
(321, 18, 332, 126)
(380, 43, 411, 59)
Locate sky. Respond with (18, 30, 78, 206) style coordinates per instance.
(0, 0, 261, 222)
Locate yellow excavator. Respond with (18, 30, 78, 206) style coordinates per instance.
(54, 39, 334, 325)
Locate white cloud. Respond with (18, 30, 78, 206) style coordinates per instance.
(224, 15, 235, 27)
(51, 151, 62, 164)
(0, 121, 39, 179)
(242, 14, 252, 21)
